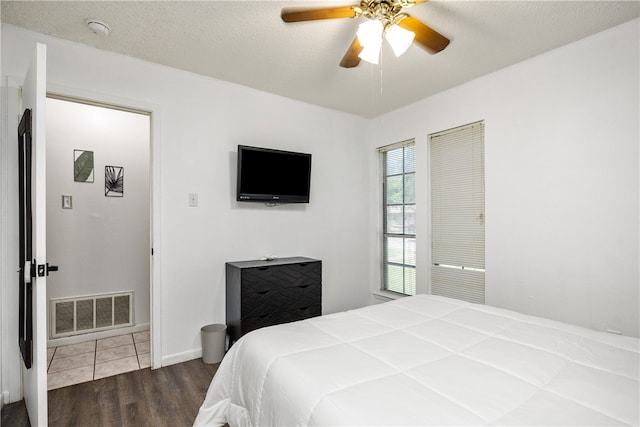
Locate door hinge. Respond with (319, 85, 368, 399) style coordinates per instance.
(21, 260, 36, 283)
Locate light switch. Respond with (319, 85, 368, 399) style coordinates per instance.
(189, 193, 198, 207)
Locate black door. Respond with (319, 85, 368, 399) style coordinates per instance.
(18, 108, 34, 369)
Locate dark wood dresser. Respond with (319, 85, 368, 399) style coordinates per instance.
(225, 257, 322, 344)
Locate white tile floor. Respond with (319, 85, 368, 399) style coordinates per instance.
(47, 331, 150, 390)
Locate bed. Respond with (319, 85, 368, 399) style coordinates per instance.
(194, 294, 639, 426)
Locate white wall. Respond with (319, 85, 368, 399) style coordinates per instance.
(368, 18, 639, 337)
(1, 24, 372, 380)
(46, 98, 150, 336)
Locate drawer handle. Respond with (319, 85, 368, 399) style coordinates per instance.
(258, 314, 269, 319)
(298, 285, 309, 289)
(258, 290, 270, 295)
(299, 306, 310, 311)
(299, 263, 308, 267)
(257, 267, 269, 271)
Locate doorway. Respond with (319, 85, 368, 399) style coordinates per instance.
(44, 96, 151, 389)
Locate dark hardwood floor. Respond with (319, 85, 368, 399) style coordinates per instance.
(1, 399, 30, 427)
(1, 358, 219, 427)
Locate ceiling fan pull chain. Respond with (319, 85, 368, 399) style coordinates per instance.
(380, 55, 384, 96)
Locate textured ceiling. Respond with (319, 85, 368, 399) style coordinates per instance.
(1, 1, 638, 118)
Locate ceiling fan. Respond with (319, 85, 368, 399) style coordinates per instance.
(281, 0, 450, 68)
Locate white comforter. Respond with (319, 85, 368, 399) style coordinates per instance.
(194, 295, 639, 426)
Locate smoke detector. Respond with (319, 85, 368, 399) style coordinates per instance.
(85, 19, 111, 37)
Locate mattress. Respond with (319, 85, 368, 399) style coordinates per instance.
(194, 294, 639, 426)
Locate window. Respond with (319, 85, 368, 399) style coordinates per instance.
(430, 122, 485, 304)
(380, 140, 416, 295)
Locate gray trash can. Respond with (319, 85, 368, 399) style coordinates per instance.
(201, 324, 227, 364)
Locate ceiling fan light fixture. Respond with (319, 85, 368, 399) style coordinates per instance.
(357, 19, 383, 64)
(281, 1, 451, 69)
(385, 24, 415, 57)
(359, 43, 382, 64)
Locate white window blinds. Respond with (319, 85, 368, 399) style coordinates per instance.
(430, 122, 485, 304)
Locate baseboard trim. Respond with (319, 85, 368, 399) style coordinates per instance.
(161, 348, 202, 368)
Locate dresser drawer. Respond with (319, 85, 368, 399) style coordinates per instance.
(241, 283, 321, 318)
(241, 261, 321, 291)
(275, 283, 321, 313)
(241, 304, 321, 336)
(240, 312, 284, 336)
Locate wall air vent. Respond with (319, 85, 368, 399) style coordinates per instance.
(50, 291, 133, 338)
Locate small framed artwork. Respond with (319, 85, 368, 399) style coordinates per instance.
(61, 195, 72, 209)
(74, 150, 94, 182)
(105, 166, 124, 197)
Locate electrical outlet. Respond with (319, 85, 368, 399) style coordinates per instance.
(189, 193, 198, 207)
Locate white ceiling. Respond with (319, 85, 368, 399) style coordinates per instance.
(2, 1, 638, 118)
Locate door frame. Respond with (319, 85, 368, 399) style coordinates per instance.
(1, 76, 28, 405)
(47, 83, 163, 369)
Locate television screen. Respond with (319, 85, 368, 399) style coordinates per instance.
(236, 145, 312, 203)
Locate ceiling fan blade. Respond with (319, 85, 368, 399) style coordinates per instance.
(398, 15, 450, 54)
(339, 36, 363, 68)
(281, 6, 358, 23)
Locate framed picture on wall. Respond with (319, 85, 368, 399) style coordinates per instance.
(74, 149, 94, 182)
(105, 165, 124, 197)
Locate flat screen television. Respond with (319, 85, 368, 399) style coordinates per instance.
(236, 145, 312, 203)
